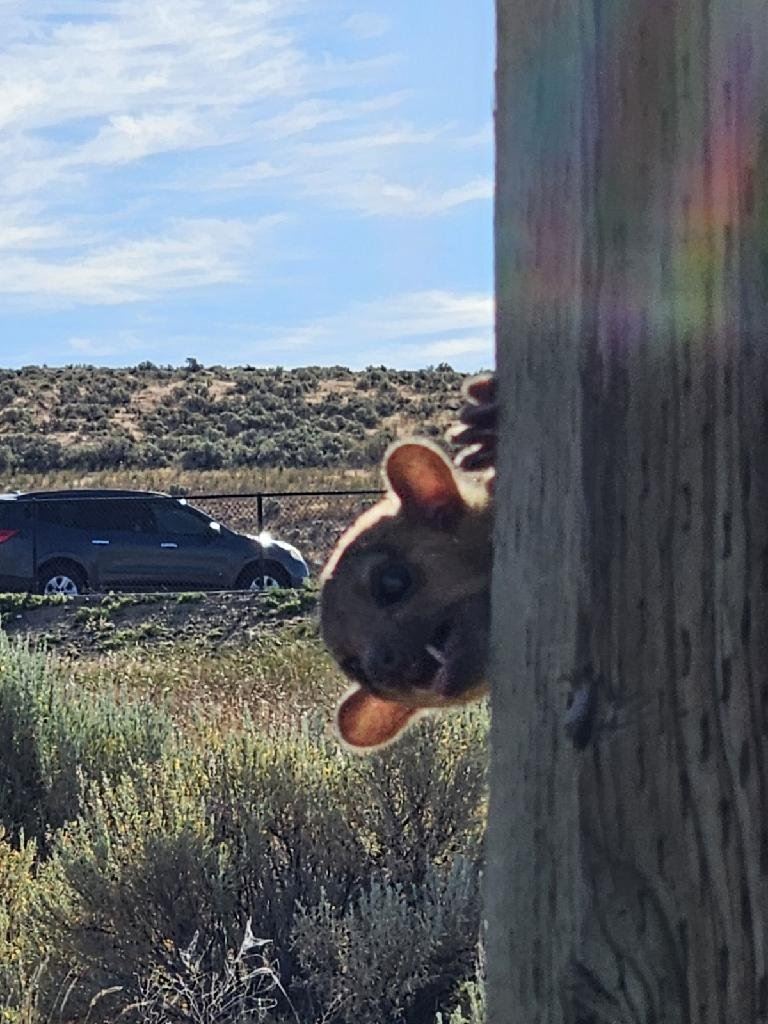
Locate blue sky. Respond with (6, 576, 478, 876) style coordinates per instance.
(0, 0, 494, 372)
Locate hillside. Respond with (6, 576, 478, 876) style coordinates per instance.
(0, 362, 471, 481)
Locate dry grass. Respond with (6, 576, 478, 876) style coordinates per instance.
(66, 626, 342, 731)
(7, 464, 381, 496)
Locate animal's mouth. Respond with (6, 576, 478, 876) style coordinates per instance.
(416, 593, 490, 704)
(418, 618, 460, 698)
(425, 618, 452, 669)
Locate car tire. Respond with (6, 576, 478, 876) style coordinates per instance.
(237, 562, 291, 591)
(38, 561, 87, 597)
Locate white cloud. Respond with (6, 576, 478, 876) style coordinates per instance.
(257, 92, 408, 140)
(455, 123, 493, 148)
(348, 290, 493, 340)
(216, 160, 290, 189)
(0, 0, 316, 205)
(0, 1, 492, 321)
(296, 124, 441, 157)
(300, 172, 492, 217)
(246, 289, 493, 364)
(0, 219, 65, 250)
(59, 290, 495, 370)
(418, 336, 492, 358)
(0, 216, 285, 306)
(216, 123, 491, 218)
(75, 112, 210, 166)
(426, 178, 493, 213)
(0, 1, 306, 135)
(0, 201, 102, 253)
(2, 111, 215, 197)
(369, 335, 493, 368)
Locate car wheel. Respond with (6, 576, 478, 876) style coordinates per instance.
(238, 562, 291, 591)
(38, 563, 87, 597)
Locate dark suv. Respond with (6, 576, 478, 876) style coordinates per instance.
(0, 489, 310, 596)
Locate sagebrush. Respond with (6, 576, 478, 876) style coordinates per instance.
(0, 633, 488, 1023)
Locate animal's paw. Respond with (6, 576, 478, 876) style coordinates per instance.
(447, 373, 497, 474)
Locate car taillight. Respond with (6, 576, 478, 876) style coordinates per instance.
(0, 529, 19, 544)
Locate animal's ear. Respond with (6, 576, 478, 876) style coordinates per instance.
(336, 686, 420, 751)
(384, 442, 465, 528)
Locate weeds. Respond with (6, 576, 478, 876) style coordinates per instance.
(129, 923, 288, 1024)
(0, 593, 72, 625)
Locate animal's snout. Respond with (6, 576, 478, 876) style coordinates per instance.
(365, 642, 403, 684)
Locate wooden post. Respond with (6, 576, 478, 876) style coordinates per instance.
(486, 1, 768, 1021)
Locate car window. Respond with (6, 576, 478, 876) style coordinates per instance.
(151, 500, 214, 537)
(110, 499, 155, 533)
(36, 497, 155, 533)
(37, 499, 97, 530)
(0, 501, 30, 529)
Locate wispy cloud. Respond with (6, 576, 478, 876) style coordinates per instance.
(256, 92, 409, 141)
(0, 205, 69, 250)
(0, 1, 306, 135)
(215, 121, 491, 218)
(0, 0, 493, 370)
(244, 289, 494, 366)
(369, 335, 493, 368)
(74, 112, 211, 166)
(0, 0, 490, 307)
(53, 289, 494, 371)
(298, 171, 492, 217)
(0, 216, 285, 306)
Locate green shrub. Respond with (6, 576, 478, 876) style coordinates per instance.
(0, 634, 172, 845)
(46, 725, 370, 1003)
(0, 831, 72, 1024)
(47, 710, 487, 1021)
(293, 857, 481, 1024)
(0, 364, 467, 476)
(359, 707, 487, 881)
(0, 833, 44, 1019)
(0, 445, 14, 473)
(181, 441, 226, 471)
(434, 953, 485, 1024)
(0, 629, 487, 1023)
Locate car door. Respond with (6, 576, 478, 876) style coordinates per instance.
(35, 497, 114, 583)
(147, 499, 231, 589)
(83, 498, 169, 590)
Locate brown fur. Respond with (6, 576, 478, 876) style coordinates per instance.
(320, 438, 493, 751)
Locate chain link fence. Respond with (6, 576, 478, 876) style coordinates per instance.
(186, 490, 384, 575)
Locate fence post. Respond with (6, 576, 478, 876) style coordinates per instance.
(256, 493, 264, 535)
(30, 500, 38, 597)
(486, 0, 768, 1020)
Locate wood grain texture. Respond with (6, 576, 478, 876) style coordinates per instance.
(487, 1, 768, 1021)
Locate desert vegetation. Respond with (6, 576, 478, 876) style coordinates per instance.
(0, 596, 488, 1024)
(0, 363, 468, 484)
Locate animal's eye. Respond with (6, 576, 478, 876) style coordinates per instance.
(372, 563, 412, 606)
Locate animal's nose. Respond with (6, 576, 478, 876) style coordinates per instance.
(366, 643, 402, 684)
